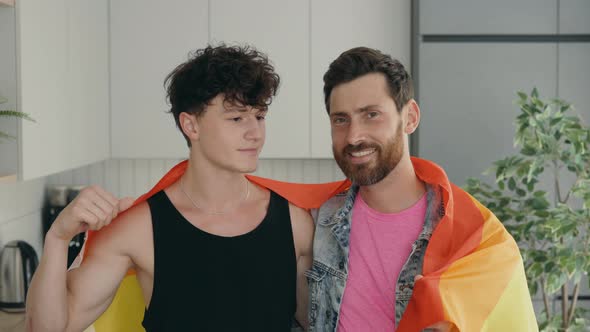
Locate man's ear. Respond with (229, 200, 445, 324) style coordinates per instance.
(179, 112, 199, 141)
(404, 99, 421, 135)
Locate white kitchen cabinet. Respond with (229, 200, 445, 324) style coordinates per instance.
(109, 0, 410, 160)
(110, 0, 311, 159)
(560, 0, 590, 34)
(209, 0, 310, 158)
(310, 0, 411, 158)
(109, 0, 209, 159)
(0, 0, 109, 181)
(420, 0, 557, 35)
(0, 5, 18, 181)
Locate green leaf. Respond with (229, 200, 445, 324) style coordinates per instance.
(526, 180, 536, 192)
(528, 279, 539, 297)
(528, 262, 544, 279)
(545, 272, 568, 294)
(560, 104, 571, 113)
(0, 110, 36, 122)
(532, 197, 550, 209)
(534, 210, 550, 218)
(532, 97, 544, 109)
(0, 131, 15, 141)
(517, 91, 528, 100)
(521, 146, 537, 156)
(545, 261, 557, 273)
(533, 252, 548, 263)
(508, 178, 516, 190)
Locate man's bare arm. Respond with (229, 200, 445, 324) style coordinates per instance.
(25, 186, 135, 332)
(290, 203, 315, 331)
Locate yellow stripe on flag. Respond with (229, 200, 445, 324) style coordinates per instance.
(481, 260, 538, 331)
(92, 275, 146, 332)
(438, 196, 533, 331)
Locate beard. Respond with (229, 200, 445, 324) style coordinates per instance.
(333, 121, 404, 186)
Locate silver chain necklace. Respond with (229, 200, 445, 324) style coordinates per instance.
(180, 177, 250, 215)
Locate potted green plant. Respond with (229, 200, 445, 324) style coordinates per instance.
(0, 95, 35, 141)
(465, 88, 590, 331)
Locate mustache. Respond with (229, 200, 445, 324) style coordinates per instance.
(343, 143, 380, 154)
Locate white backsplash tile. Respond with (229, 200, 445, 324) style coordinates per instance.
(0, 211, 44, 258)
(46, 158, 345, 199)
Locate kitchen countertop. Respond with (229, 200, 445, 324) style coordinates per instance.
(0, 311, 97, 332)
(0, 311, 25, 332)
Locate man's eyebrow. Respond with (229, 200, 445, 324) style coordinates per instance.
(223, 107, 248, 113)
(359, 105, 380, 112)
(224, 106, 269, 113)
(329, 111, 348, 117)
(330, 105, 380, 117)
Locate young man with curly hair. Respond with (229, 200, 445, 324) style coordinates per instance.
(26, 45, 314, 332)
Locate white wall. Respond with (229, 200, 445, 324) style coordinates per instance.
(0, 177, 46, 257)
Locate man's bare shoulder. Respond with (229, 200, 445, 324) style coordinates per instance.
(85, 200, 152, 258)
(288, 203, 314, 257)
(288, 203, 313, 226)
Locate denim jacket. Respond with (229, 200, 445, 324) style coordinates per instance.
(306, 184, 443, 331)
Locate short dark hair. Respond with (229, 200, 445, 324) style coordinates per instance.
(323, 47, 413, 113)
(165, 44, 280, 146)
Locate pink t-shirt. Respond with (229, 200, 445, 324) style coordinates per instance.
(337, 192, 427, 332)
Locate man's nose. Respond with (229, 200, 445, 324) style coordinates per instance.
(345, 120, 366, 146)
(245, 118, 263, 140)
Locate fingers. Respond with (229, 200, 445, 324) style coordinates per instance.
(90, 185, 120, 218)
(79, 187, 113, 226)
(55, 185, 136, 240)
(76, 205, 104, 231)
(74, 186, 132, 231)
(118, 197, 135, 212)
(91, 187, 135, 217)
(82, 200, 109, 229)
(414, 274, 424, 282)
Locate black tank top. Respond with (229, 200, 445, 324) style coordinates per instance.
(142, 190, 296, 332)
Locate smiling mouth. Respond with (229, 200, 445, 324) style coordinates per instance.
(348, 148, 375, 158)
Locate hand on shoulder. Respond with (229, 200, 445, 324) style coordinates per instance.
(49, 185, 135, 243)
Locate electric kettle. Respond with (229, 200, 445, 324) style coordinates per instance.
(0, 240, 39, 312)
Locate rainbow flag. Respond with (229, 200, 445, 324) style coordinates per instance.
(82, 157, 537, 331)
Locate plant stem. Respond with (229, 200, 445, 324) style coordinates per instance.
(567, 282, 580, 325)
(561, 282, 568, 329)
(542, 277, 551, 319)
(562, 177, 581, 204)
(553, 161, 562, 205)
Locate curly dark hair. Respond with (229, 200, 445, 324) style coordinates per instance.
(164, 44, 280, 146)
(323, 47, 413, 114)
